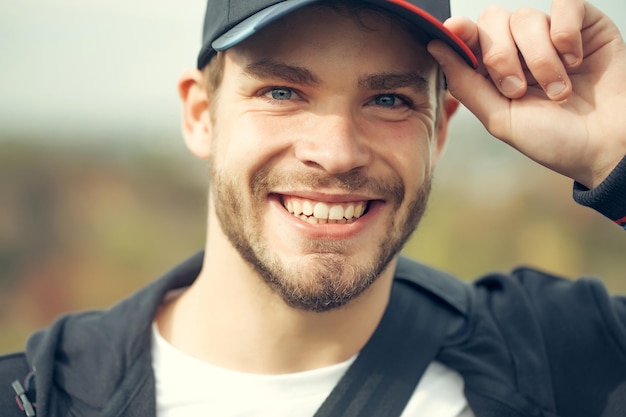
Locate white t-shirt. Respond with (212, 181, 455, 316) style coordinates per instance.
(152, 325, 474, 416)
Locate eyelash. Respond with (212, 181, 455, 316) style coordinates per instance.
(257, 87, 416, 110)
(370, 94, 415, 110)
(258, 86, 301, 103)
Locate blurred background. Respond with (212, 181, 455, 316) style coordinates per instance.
(1, 0, 625, 353)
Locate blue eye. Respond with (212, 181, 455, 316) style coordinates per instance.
(374, 94, 409, 108)
(374, 95, 397, 107)
(270, 88, 293, 100)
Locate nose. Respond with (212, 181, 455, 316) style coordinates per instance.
(293, 112, 372, 175)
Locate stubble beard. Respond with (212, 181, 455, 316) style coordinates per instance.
(210, 162, 431, 312)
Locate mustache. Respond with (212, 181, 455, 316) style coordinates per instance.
(250, 167, 405, 208)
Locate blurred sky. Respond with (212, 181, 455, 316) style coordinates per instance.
(1, 0, 625, 145)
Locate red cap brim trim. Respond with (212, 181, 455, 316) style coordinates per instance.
(387, 0, 478, 68)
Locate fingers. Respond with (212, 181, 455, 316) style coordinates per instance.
(427, 39, 512, 140)
(429, 2, 589, 109)
(426, 1, 588, 139)
(478, 5, 578, 101)
(549, 0, 585, 67)
(430, 0, 626, 187)
(428, 16, 516, 139)
(508, 7, 571, 100)
(453, 1, 587, 102)
(477, 7, 527, 99)
(443, 16, 480, 55)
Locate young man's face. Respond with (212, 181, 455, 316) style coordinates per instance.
(198, 6, 451, 311)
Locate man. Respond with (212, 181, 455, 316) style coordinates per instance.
(2, 0, 625, 416)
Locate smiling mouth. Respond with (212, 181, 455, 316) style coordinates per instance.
(281, 196, 370, 225)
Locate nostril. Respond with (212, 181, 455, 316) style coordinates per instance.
(294, 143, 371, 175)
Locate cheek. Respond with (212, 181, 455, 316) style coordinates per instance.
(398, 146, 432, 193)
(368, 123, 435, 185)
(211, 112, 297, 174)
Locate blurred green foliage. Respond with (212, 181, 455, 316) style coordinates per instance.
(1, 136, 624, 353)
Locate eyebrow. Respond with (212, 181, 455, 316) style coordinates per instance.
(244, 60, 430, 95)
(244, 60, 321, 86)
(359, 73, 431, 96)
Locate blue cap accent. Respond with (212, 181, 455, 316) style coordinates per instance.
(212, 0, 318, 51)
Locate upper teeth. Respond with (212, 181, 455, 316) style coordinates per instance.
(283, 196, 366, 223)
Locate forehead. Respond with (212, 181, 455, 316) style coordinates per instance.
(225, 4, 437, 82)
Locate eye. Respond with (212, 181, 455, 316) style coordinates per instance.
(266, 87, 296, 101)
(371, 94, 411, 108)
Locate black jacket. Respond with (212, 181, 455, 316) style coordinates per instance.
(2, 253, 626, 417)
(3, 157, 626, 416)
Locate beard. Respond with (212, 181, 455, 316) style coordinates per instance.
(210, 161, 431, 312)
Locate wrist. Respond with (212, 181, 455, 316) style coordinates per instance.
(573, 154, 626, 229)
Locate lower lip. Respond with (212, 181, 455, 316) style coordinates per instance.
(269, 196, 384, 240)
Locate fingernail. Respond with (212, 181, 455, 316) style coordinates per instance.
(500, 76, 524, 95)
(563, 54, 578, 66)
(546, 81, 566, 97)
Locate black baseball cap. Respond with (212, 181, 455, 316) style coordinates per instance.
(197, 0, 477, 69)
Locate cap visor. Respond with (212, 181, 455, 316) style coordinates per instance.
(212, 0, 477, 68)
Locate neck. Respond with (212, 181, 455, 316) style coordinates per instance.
(156, 217, 395, 374)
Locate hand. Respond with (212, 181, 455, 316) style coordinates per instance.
(428, 0, 626, 188)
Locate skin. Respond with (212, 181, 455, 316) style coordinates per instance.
(157, 6, 455, 374)
(158, 0, 626, 374)
(428, 0, 626, 189)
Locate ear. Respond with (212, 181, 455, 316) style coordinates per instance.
(179, 69, 212, 159)
(431, 92, 459, 166)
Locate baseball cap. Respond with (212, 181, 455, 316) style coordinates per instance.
(197, 0, 477, 69)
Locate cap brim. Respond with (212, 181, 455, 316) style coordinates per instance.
(375, 0, 477, 68)
(209, 0, 477, 68)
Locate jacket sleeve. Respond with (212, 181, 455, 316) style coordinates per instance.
(573, 154, 626, 230)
